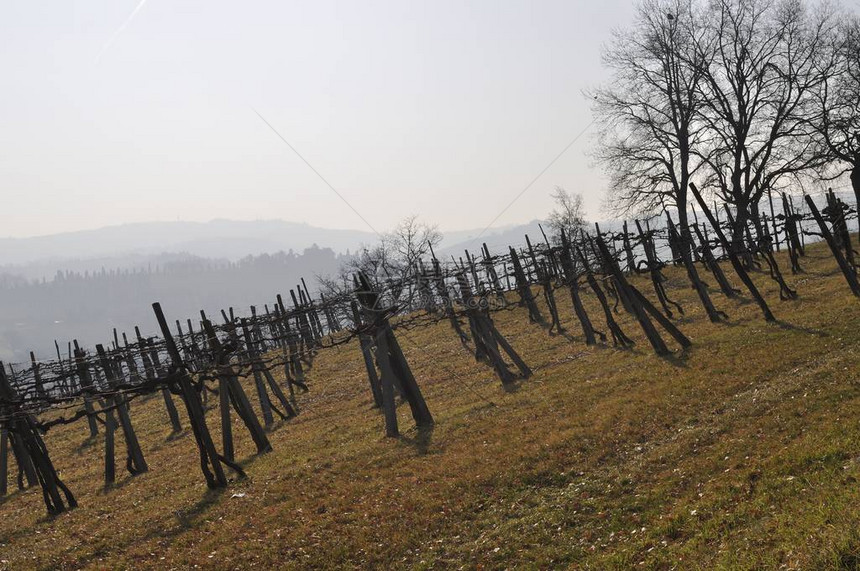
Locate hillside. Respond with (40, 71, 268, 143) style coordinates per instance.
(0, 241, 858, 569)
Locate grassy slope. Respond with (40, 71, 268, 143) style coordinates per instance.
(0, 242, 859, 570)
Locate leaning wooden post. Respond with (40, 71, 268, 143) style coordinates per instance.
(456, 271, 531, 383)
(827, 191, 856, 269)
(354, 277, 399, 437)
(350, 301, 384, 408)
(153, 303, 242, 488)
(96, 345, 148, 477)
(781, 193, 802, 274)
(355, 273, 434, 434)
(594, 236, 672, 356)
(201, 318, 273, 455)
(805, 195, 860, 297)
(666, 212, 725, 323)
(632, 220, 680, 318)
(133, 330, 182, 433)
(29, 352, 46, 401)
(240, 318, 296, 419)
(621, 222, 637, 273)
(0, 364, 76, 514)
(690, 183, 775, 322)
(53, 340, 69, 398)
(558, 229, 597, 344)
(692, 224, 739, 298)
(788, 194, 806, 255)
(509, 248, 543, 323)
(482, 242, 504, 296)
(245, 334, 275, 427)
(767, 188, 781, 251)
(575, 246, 633, 347)
(430, 251, 470, 347)
(73, 344, 100, 439)
(456, 272, 515, 383)
(276, 295, 308, 392)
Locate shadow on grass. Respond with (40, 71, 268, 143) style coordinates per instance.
(397, 425, 436, 455)
(165, 428, 187, 442)
(236, 448, 271, 472)
(0, 487, 27, 509)
(74, 434, 100, 453)
(773, 320, 831, 338)
(659, 348, 691, 368)
(100, 465, 150, 494)
(172, 487, 227, 530)
(556, 331, 585, 344)
(501, 380, 524, 394)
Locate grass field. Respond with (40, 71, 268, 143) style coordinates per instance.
(1, 241, 859, 570)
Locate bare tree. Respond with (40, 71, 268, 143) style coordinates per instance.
(811, 14, 860, 221)
(592, 0, 710, 225)
(388, 215, 442, 274)
(591, 0, 725, 321)
(321, 215, 442, 311)
(547, 186, 587, 243)
(693, 0, 841, 245)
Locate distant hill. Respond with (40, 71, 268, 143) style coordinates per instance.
(0, 219, 378, 269)
(0, 217, 550, 360)
(439, 220, 551, 257)
(0, 219, 551, 280)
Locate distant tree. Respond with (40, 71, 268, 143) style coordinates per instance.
(389, 215, 442, 274)
(323, 215, 442, 309)
(546, 187, 587, 243)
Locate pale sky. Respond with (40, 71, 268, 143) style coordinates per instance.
(0, 0, 635, 239)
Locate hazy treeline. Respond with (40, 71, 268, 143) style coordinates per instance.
(0, 245, 352, 361)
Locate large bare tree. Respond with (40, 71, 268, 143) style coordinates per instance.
(592, 0, 725, 321)
(693, 0, 841, 244)
(811, 15, 860, 222)
(593, 0, 711, 225)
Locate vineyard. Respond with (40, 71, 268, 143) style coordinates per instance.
(0, 188, 857, 566)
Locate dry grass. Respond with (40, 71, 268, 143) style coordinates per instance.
(0, 241, 859, 570)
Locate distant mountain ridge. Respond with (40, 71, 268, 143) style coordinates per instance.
(0, 218, 547, 277)
(0, 220, 377, 267)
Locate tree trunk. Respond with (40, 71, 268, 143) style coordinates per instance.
(730, 201, 747, 252)
(851, 162, 860, 234)
(730, 198, 755, 269)
(749, 201, 765, 250)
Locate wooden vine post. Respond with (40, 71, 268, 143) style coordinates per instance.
(805, 196, 860, 297)
(134, 328, 182, 433)
(95, 344, 148, 483)
(509, 248, 543, 323)
(595, 236, 691, 355)
(666, 212, 726, 322)
(354, 273, 433, 437)
(152, 302, 245, 488)
(201, 318, 273, 459)
(350, 301, 383, 408)
(455, 271, 531, 385)
(690, 183, 776, 322)
(557, 230, 597, 344)
(0, 364, 76, 514)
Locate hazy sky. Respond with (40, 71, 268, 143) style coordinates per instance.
(1, 0, 636, 239)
